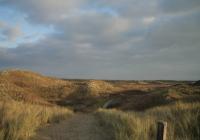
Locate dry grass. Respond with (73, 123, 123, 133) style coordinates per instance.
(0, 70, 122, 104)
(147, 102, 200, 140)
(95, 102, 200, 140)
(0, 70, 75, 103)
(71, 80, 116, 98)
(113, 82, 171, 92)
(0, 69, 175, 109)
(0, 101, 73, 140)
(87, 80, 115, 96)
(1, 69, 199, 140)
(169, 84, 200, 95)
(95, 109, 156, 140)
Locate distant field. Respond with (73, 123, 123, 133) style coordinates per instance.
(0, 70, 199, 140)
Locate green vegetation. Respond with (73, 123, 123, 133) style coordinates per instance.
(0, 101, 73, 140)
(95, 102, 200, 140)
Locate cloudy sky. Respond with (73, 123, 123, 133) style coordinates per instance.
(0, 0, 200, 80)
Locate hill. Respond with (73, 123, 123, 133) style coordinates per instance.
(0, 70, 75, 105)
(0, 70, 120, 106)
(0, 69, 199, 140)
(1, 69, 199, 112)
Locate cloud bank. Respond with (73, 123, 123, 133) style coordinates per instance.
(0, 0, 200, 80)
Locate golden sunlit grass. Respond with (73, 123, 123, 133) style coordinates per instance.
(0, 70, 75, 103)
(95, 102, 200, 140)
(87, 80, 115, 96)
(0, 101, 73, 140)
(0, 70, 200, 140)
(72, 80, 116, 98)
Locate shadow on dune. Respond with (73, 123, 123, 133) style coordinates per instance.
(104, 90, 171, 111)
(55, 89, 174, 112)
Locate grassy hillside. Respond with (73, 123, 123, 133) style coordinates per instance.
(0, 69, 199, 140)
(0, 70, 75, 104)
(1, 69, 199, 112)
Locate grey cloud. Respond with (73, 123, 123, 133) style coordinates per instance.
(0, 21, 23, 41)
(1, 0, 159, 24)
(100, 0, 159, 18)
(0, 21, 6, 28)
(0, 0, 200, 80)
(144, 12, 200, 51)
(56, 15, 134, 49)
(159, 0, 200, 14)
(1, 25, 23, 41)
(1, 0, 87, 24)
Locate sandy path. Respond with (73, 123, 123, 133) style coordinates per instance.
(31, 114, 107, 140)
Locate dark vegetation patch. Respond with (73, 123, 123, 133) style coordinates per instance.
(193, 80, 200, 86)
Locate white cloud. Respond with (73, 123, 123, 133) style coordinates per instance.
(142, 17, 155, 25)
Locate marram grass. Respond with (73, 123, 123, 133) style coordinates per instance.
(95, 102, 200, 140)
(0, 101, 73, 140)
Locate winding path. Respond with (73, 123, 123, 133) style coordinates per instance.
(31, 114, 107, 140)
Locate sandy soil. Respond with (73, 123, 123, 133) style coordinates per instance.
(31, 114, 107, 140)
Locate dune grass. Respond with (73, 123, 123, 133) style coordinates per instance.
(95, 102, 200, 140)
(0, 101, 73, 140)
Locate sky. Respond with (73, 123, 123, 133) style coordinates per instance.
(0, 0, 200, 80)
